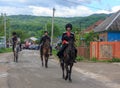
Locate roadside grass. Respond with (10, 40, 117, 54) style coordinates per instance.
(0, 48, 12, 53)
(52, 49, 58, 56)
(90, 57, 120, 63)
(76, 56, 85, 61)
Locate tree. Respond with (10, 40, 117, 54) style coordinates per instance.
(11, 29, 30, 43)
(0, 14, 4, 36)
(83, 31, 99, 46)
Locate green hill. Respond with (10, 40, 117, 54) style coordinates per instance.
(0, 14, 109, 42)
(9, 14, 108, 32)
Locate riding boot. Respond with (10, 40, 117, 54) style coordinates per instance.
(73, 48, 77, 63)
(49, 46, 52, 56)
(40, 45, 43, 56)
(57, 44, 67, 59)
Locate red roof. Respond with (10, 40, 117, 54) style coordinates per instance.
(84, 20, 104, 33)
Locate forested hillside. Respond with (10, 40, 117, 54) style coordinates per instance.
(0, 13, 109, 42)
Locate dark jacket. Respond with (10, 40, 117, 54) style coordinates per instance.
(39, 35, 51, 45)
(12, 36, 18, 45)
(62, 32, 75, 44)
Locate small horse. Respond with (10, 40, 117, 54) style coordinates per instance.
(60, 40, 76, 82)
(40, 39, 50, 68)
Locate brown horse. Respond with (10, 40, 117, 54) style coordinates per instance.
(60, 40, 76, 82)
(40, 39, 50, 68)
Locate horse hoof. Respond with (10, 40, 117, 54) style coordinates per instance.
(45, 65, 48, 68)
(42, 63, 44, 67)
(69, 79, 72, 82)
(65, 77, 68, 80)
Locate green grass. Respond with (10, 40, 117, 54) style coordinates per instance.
(76, 56, 85, 61)
(52, 49, 58, 56)
(0, 48, 12, 53)
(108, 58, 120, 62)
(90, 57, 120, 63)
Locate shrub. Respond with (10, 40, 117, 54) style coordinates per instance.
(76, 56, 85, 61)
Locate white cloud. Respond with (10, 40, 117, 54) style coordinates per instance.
(1, 5, 119, 17)
(0, 0, 26, 2)
(29, 5, 93, 17)
(95, 5, 120, 14)
(0, 6, 32, 15)
(111, 6, 120, 13)
(29, 6, 52, 16)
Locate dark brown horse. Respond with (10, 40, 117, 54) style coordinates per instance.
(60, 40, 76, 82)
(40, 39, 50, 68)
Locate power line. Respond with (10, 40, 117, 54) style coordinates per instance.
(63, 0, 111, 11)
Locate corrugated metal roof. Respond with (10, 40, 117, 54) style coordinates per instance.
(94, 10, 120, 32)
(84, 20, 103, 33)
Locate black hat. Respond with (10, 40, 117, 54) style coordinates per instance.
(44, 31, 48, 33)
(12, 32, 17, 35)
(65, 23, 72, 30)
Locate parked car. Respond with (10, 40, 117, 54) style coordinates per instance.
(29, 44, 39, 50)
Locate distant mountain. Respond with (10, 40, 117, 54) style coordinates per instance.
(7, 14, 108, 37)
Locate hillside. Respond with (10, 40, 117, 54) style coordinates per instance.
(8, 14, 108, 32)
(0, 13, 109, 41)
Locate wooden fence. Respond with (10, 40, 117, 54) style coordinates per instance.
(90, 42, 120, 60)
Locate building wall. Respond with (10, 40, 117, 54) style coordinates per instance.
(108, 32, 120, 41)
(90, 42, 120, 60)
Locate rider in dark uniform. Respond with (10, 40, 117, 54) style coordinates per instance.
(39, 31, 52, 56)
(57, 23, 77, 63)
(12, 32, 18, 52)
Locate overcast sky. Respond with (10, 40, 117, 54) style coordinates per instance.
(0, 0, 120, 17)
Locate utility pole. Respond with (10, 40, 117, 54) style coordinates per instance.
(4, 13, 7, 48)
(9, 25, 11, 48)
(51, 8, 55, 46)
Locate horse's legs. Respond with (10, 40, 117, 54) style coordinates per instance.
(45, 55, 48, 68)
(14, 52, 16, 62)
(41, 55, 44, 67)
(69, 63, 73, 82)
(60, 61, 65, 79)
(16, 52, 18, 63)
(65, 64, 69, 80)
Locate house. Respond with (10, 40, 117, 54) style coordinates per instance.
(94, 10, 120, 41)
(84, 20, 104, 33)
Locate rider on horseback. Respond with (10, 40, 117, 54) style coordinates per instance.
(57, 23, 77, 63)
(12, 32, 18, 52)
(39, 31, 52, 56)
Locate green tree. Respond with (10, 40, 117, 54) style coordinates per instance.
(0, 15, 4, 36)
(83, 31, 99, 46)
(11, 29, 30, 43)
